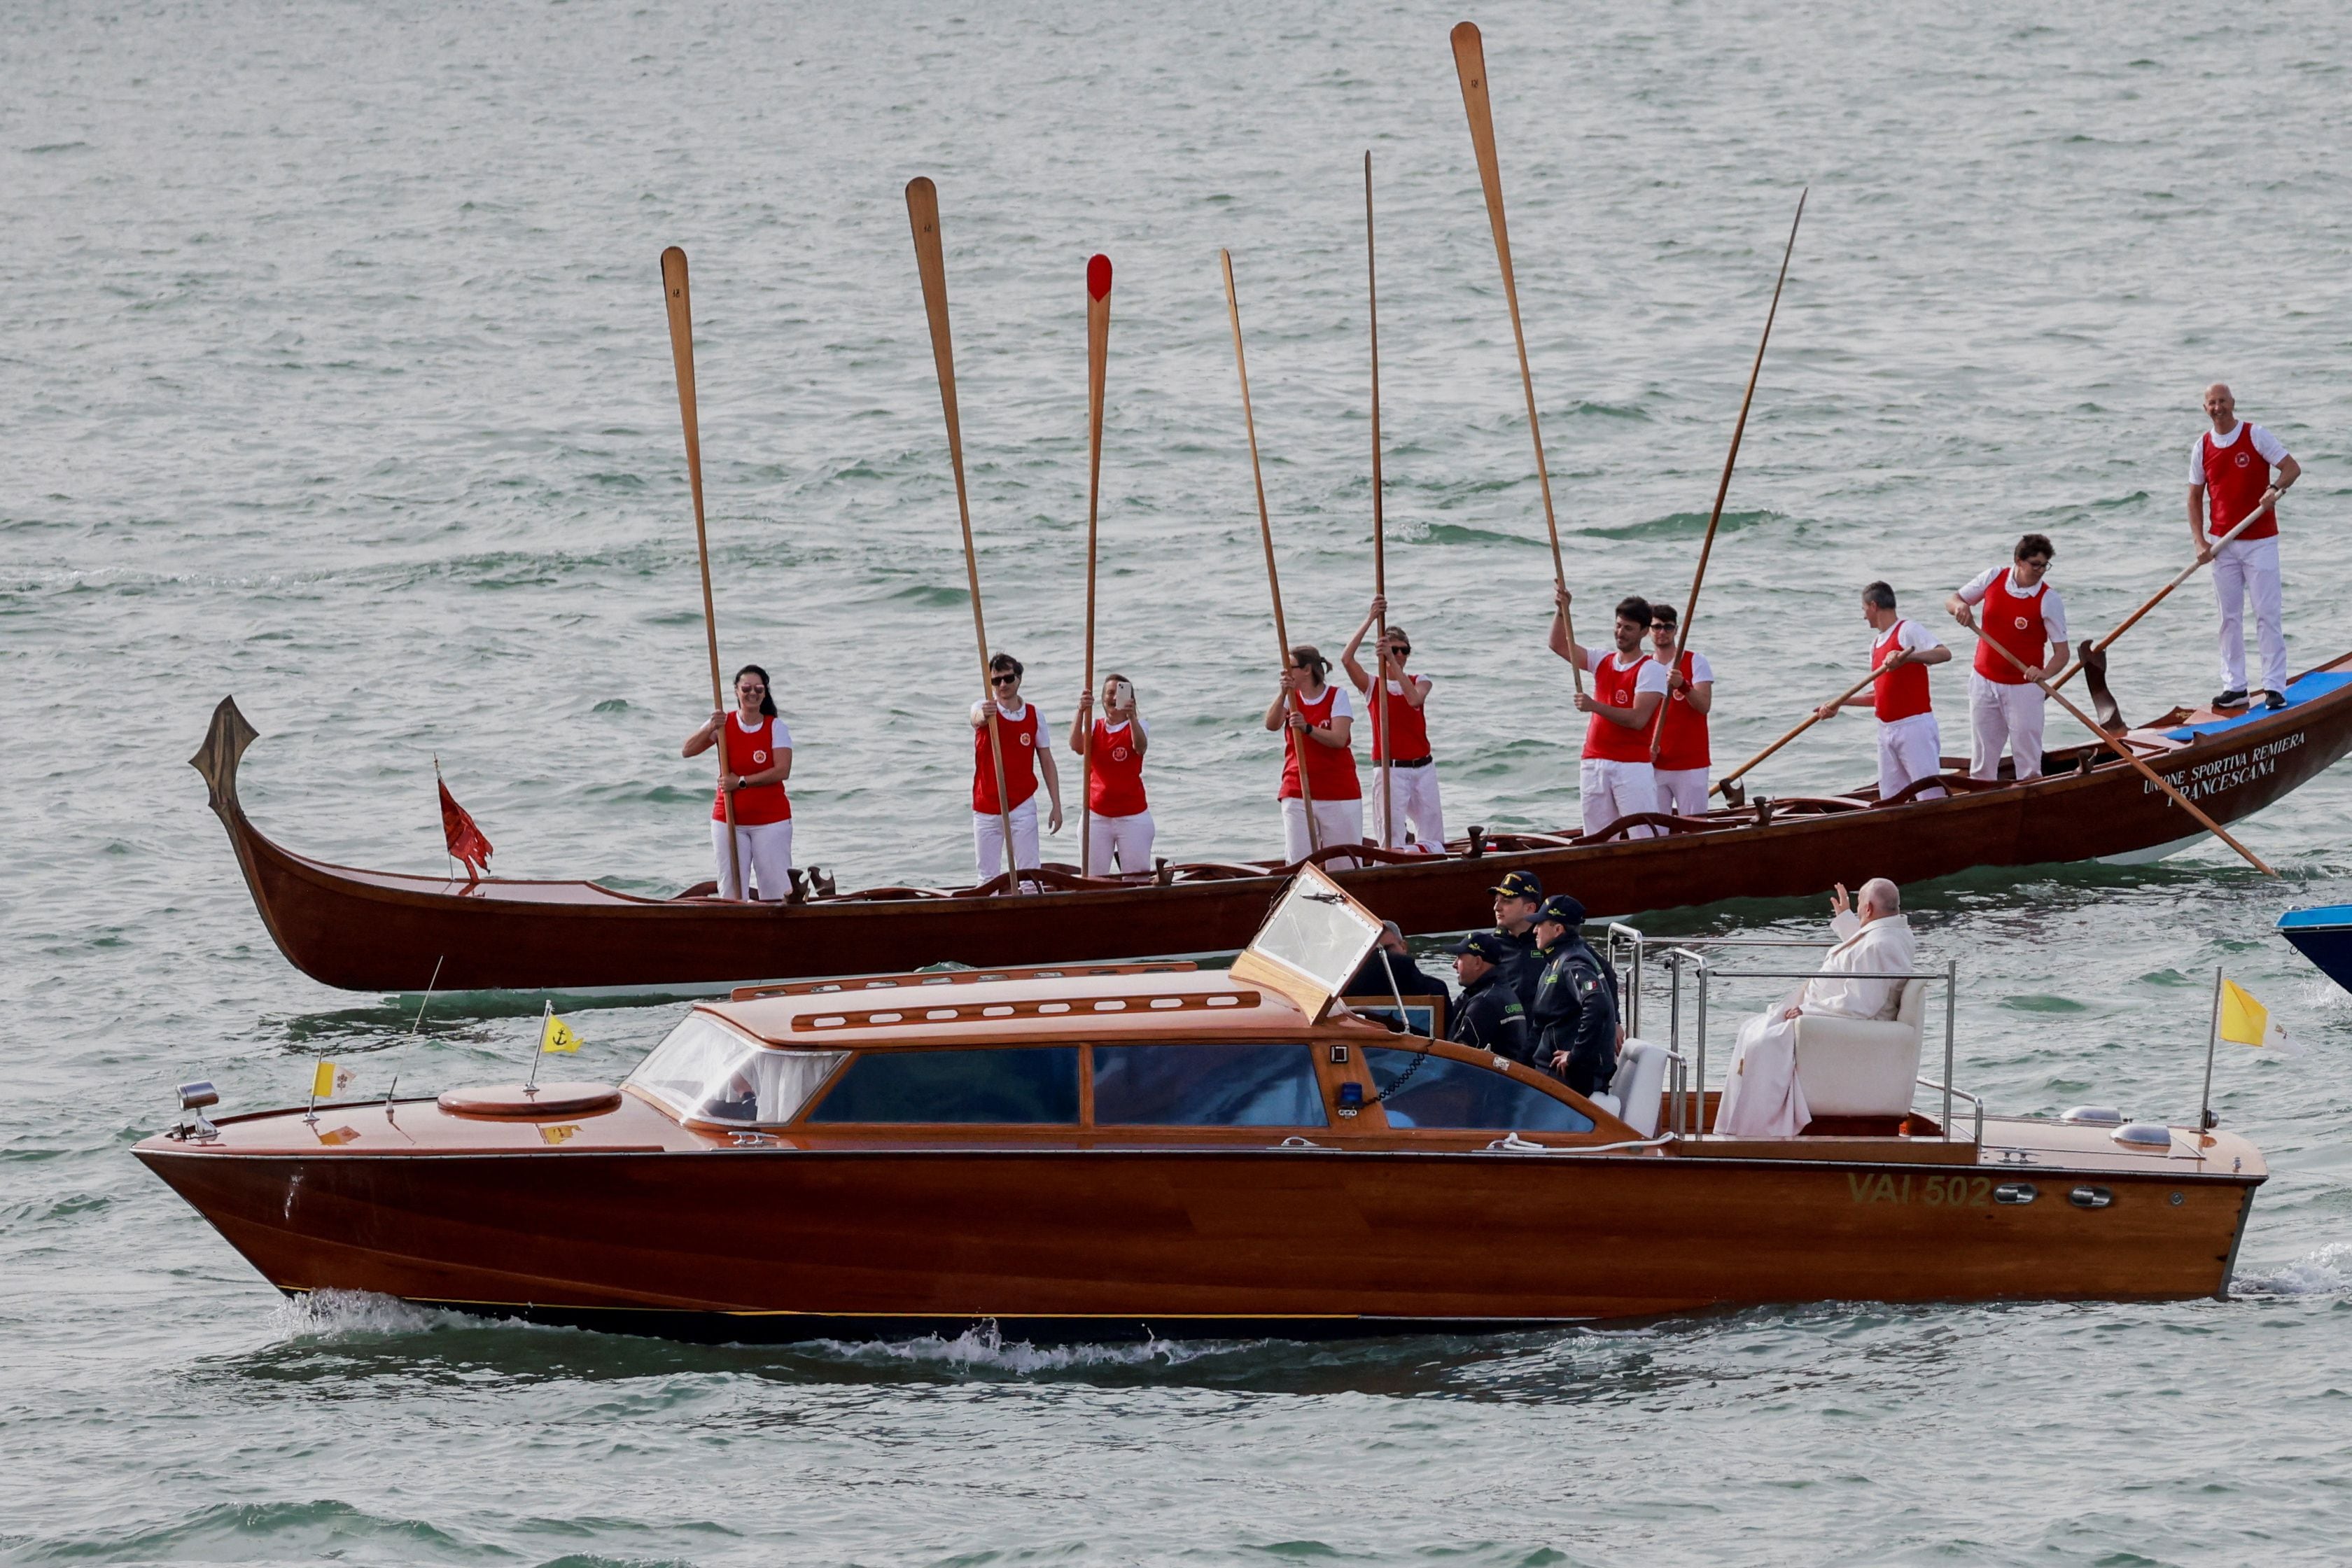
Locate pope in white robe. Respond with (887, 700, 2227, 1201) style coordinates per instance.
(1717, 878, 1917, 1138)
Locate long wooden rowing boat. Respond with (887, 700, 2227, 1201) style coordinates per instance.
(196, 657, 2352, 993)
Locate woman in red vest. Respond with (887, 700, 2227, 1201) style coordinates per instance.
(1261, 645, 1363, 867)
(1067, 672, 1153, 876)
(1645, 603, 1714, 818)
(1946, 533, 2066, 781)
(1341, 595, 1443, 853)
(680, 664, 794, 900)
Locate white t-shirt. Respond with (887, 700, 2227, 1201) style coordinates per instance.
(2190, 423, 2290, 483)
(1582, 646, 1672, 696)
(1871, 618, 1943, 664)
(1956, 566, 2068, 643)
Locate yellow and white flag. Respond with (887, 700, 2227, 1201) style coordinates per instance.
(2220, 979, 2304, 1057)
(539, 1014, 583, 1055)
(310, 1060, 357, 1098)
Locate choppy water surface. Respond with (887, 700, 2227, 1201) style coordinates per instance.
(6, 0, 2352, 1562)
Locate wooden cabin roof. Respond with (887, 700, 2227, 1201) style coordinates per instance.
(707, 965, 1366, 1048)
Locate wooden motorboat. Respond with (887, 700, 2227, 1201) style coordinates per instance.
(194, 660, 2352, 994)
(138, 868, 2267, 1341)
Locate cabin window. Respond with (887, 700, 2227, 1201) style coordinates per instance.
(1091, 1044, 1329, 1127)
(806, 1046, 1081, 1124)
(627, 1013, 843, 1126)
(1366, 1048, 1595, 1133)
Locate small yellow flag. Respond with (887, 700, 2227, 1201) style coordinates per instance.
(539, 1014, 583, 1055)
(2219, 979, 2304, 1057)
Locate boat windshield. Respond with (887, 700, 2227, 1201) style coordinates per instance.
(1231, 863, 1383, 1023)
(627, 1011, 844, 1126)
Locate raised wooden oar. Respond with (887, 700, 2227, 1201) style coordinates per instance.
(1365, 151, 1394, 848)
(1712, 666, 1881, 799)
(1220, 248, 1318, 854)
(1960, 622, 2275, 876)
(1079, 253, 1112, 877)
(659, 246, 743, 902)
(1452, 19, 1577, 694)
(1656, 188, 1807, 762)
(906, 178, 1022, 891)
(2047, 493, 2282, 692)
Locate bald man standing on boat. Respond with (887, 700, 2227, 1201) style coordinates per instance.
(2191, 382, 2302, 710)
(1718, 878, 1916, 1138)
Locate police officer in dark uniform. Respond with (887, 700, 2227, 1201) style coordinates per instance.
(1443, 930, 1533, 1063)
(1527, 893, 1619, 1095)
(1487, 869, 1546, 1011)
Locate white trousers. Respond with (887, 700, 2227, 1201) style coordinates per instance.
(712, 818, 794, 900)
(1968, 673, 2046, 780)
(1875, 713, 1945, 802)
(1654, 767, 1710, 818)
(1580, 757, 1658, 839)
(1085, 809, 1156, 876)
(1282, 797, 1365, 868)
(2213, 536, 2286, 695)
(973, 798, 1041, 881)
(1368, 764, 1445, 851)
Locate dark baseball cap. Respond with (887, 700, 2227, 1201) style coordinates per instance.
(1532, 893, 1588, 928)
(1489, 869, 1545, 901)
(1446, 930, 1512, 961)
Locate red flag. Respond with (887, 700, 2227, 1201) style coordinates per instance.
(438, 776, 494, 881)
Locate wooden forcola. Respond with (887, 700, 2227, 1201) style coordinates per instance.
(905, 178, 1023, 891)
(658, 246, 743, 902)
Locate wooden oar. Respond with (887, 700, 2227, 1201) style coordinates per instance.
(658, 246, 743, 902)
(2047, 493, 2281, 692)
(1959, 621, 2275, 876)
(905, 178, 1022, 891)
(1451, 20, 1576, 694)
(1079, 253, 1112, 877)
(1365, 151, 1394, 848)
(1712, 666, 1881, 798)
(1220, 248, 1319, 855)
(1656, 188, 1807, 762)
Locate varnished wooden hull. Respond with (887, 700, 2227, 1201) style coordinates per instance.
(193, 665, 2352, 993)
(136, 1140, 2261, 1339)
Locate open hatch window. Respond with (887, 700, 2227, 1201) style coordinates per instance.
(1229, 862, 1384, 1024)
(1093, 1043, 1329, 1126)
(1367, 1048, 1595, 1133)
(628, 1011, 843, 1126)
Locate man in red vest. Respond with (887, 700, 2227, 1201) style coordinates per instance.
(1550, 587, 1667, 837)
(1816, 582, 1952, 802)
(1644, 603, 1714, 818)
(1946, 533, 2066, 781)
(2190, 383, 2301, 710)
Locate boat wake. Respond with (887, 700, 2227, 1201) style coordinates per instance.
(2233, 1242, 2352, 1298)
(802, 1320, 1258, 1374)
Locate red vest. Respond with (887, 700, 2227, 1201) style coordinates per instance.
(1872, 622, 1933, 722)
(1649, 650, 1710, 770)
(1584, 652, 1657, 763)
(713, 715, 791, 825)
(2202, 424, 2277, 542)
(972, 704, 1042, 814)
(1971, 570, 2051, 685)
(1364, 676, 1433, 764)
(1279, 686, 1362, 802)
(1087, 720, 1149, 817)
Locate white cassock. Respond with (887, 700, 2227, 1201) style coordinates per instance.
(1718, 910, 1917, 1138)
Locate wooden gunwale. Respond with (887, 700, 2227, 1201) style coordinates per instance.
(193, 655, 2352, 993)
